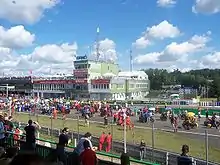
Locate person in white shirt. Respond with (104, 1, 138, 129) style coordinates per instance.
(75, 132, 95, 155)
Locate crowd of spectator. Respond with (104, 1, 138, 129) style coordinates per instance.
(0, 114, 98, 165)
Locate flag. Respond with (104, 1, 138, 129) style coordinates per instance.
(97, 27, 99, 33)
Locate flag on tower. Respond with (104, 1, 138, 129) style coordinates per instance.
(97, 27, 100, 33)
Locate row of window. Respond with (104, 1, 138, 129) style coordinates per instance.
(91, 84, 110, 89)
(33, 83, 148, 91)
(33, 84, 68, 90)
(136, 84, 148, 88)
(74, 64, 91, 69)
(33, 84, 88, 91)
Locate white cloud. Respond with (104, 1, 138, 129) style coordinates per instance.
(201, 52, 220, 67)
(91, 38, 118, 62)
(31, 43, 77, 64)
(0, 43, 77, 76)
(134, 32, 211, 71)
(0, 24, 77, 75)
(133, 20, 181, 49)
(134, 52, 161, 64)
(0, 0, 60, 24)
(0, 25, 35, 49)
(132, 37, 151, 49)
(0, 47, 12, 57)
(158, 32, 210, 62)
(146, 20, 181, 39)
(192, 0, 220, 14)
(0, 25, 119, 76)
(157, 0, 176, 7)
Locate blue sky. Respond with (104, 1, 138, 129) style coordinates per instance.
(0, 0, 220, 75)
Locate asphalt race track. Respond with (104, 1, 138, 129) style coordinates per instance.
(66, 111, 220, 148)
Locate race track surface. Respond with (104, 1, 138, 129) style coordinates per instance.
(66, 111, 220, 148)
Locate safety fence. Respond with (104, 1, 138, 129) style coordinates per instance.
(15, 122, 218, 165)
(159, 107, 220, 116)
(6, 132, 158, 165)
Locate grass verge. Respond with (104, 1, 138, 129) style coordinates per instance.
(13, 113, 220, 163)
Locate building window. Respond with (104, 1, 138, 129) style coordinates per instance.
(76, 85, 80, 90)
(116, 84, 124, 89)
(129, 84, 134, 88)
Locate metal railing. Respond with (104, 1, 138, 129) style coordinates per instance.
(14, 122, 219, 165)
(6, 132, 159, 165)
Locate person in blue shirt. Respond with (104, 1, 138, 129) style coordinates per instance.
(0, 115, 5, 148)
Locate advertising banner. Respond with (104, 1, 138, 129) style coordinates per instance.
(73, 69, 88, 77)
(91, 79, 110, 84)
(33, 79, 87, 84)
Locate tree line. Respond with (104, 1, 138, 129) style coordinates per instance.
(143, 69, 220, 99)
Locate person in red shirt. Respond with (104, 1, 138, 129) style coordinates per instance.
(80, 140, 98, 165)
(13, 126, 21, 147)
(98, 132, 106, 151)
(53, 109, 57, 119)
(62, 106, 65, 114)
(105, 132, 112, 152)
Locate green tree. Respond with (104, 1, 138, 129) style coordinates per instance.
(142, 68, 219, 97)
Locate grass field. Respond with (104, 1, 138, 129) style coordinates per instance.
(13, 113, 220, 163)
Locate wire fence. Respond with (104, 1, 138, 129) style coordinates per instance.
(14, 115, 219, 165)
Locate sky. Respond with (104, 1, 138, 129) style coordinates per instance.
(0, 0, 220, 76)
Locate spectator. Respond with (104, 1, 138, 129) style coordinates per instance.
(5, 116, 14, 132)
(0, 147, 18, 164)
(56, 127, 70, 165)
(13, 126, 23, 147)
(4, 116, 14, 145)
(24, 120, 40, 151)
(9, 152, 45, 165)
(0, 147, 5, 158)
(80, 140, 98, 165)
(139, 139, 146, 160)
(4, 116, 13, 132)
(0, 115, 5, 147)
(105, 132, 112, 152)
(177, 144, 193, 165)
(75, 132, 94, 155)
(46, 149, 64, 165)
(98, 132, 106, 151)
(205, 109, 209, 118)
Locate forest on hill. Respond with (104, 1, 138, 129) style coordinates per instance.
(143, 68, 220, 99)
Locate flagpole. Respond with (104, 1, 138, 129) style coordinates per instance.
(96, 27, 100, 61)
(123, 112, 127, 153)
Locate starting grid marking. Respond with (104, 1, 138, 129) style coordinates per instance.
(18, 112, 220, 138)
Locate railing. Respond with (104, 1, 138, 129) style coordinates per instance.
(15, 122, 218, 165)
(6, 132, 159, 165)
